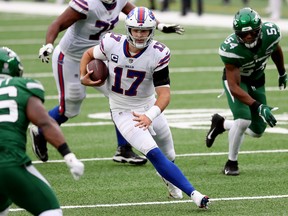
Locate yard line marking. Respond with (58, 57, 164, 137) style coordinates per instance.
(9, 194, 288, 211)
(17, 48, 288, 60)
(40, 86, 286, 100)
(23, 63, 288, 78)
(31, 149, 288, 164)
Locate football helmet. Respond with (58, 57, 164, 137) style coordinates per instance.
(233, 7, 262, 48)
(0, 47, 23, 77)
(125, 7, 156, 49)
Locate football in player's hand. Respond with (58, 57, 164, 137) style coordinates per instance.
(87, 59, 108, 84)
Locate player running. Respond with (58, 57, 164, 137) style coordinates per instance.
(206, 7, 286, 175)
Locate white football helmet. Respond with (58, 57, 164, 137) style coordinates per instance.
(100, 0, 116, 4)
(125, 7, 156, 49)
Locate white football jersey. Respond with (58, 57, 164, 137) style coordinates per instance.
(59, 0, 127, 60)
(99, 32, 171, 112)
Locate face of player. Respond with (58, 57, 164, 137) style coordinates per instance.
(131, 29, 150, 43)
(129, 28, 151, 51)
(237, 29, 260, 46)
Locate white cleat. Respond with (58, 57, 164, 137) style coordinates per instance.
(191, 190, 210, 209)
(157, 172, 183, 199)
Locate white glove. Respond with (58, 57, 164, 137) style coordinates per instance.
(39, 43, 54, 63)
(157, 23, 184, 35)
(64, 153, 84, 180)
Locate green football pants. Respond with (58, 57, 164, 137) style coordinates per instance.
(223, 80, 267, 134)
(0, 164, 60, 215)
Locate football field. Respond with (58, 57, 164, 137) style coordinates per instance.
(1, 3, 288, 215)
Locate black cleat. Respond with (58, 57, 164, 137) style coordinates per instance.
(30, 125, 48, 162)
(206, 113, 225, 148)
(113, 144, 147, 165)
(223, 160, 239, 176)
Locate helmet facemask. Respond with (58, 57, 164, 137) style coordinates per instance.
(100, 0, 116, 4)
(235, 26, 262, 48)
(125, 7, 156, 49)
(233, 7, 262, 48)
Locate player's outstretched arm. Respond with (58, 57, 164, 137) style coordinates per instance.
(122, 1, 184, 35)
(27, 96, 84, 180)
(39, 7, 85, 63)
(157, 23, 185, 35)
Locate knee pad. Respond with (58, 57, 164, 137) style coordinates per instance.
(65, 82, 86, 102)
(64, 82, 86, 118)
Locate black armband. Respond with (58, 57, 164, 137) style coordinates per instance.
(250, 101, 261, 112)
(153, 66, 170, 87)
(58, 143, 71, 157)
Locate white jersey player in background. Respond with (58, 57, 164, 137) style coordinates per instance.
(80, 7, 209, 209)
(31, 0, 184, 165)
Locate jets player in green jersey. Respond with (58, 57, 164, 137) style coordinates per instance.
(205, 7, 287, 176)
(0, 47, 84, 215)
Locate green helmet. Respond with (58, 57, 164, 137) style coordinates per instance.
(233, 7, 262, 48)
(0, 47, 23, 77)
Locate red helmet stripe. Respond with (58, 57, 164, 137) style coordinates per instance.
(137, 7, 145, 24)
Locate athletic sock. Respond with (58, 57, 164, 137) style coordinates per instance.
(115, 126, 129, 147)
(146, 148, 194, 196)
(48, 105, 68, 125)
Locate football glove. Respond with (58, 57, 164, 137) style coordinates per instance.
(278, 73, 287, 90)
(257, 104, 277, 127)
(157, 23, 184, 35)
(39, 43, 54, 63)
(64, 153, 84, 180)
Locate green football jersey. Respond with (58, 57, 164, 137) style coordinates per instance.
(219, 22, 281, 81)
(0, 77, 45, 167)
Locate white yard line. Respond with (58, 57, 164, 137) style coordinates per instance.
(9, 194, 288, 211)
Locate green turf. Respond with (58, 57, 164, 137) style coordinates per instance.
(1, 6, 288, 216)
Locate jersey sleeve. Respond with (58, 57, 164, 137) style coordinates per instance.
(261, 22, 282, 51)
(152, 41, 171, 86)
(218, 34, 244, 67)
(19, 78, 45, 103)
(69, 0, 89, 15)
(153, 41, 171, 72)
(99, 32, 124, 56)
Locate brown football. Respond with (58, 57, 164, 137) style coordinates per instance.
(87, 59, 108, 84)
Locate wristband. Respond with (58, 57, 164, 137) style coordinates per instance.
(145, 105, 161, 121)
(250, 101, 261, 112)
(157, 23, 164, 31)
(58, 143, 71, 157)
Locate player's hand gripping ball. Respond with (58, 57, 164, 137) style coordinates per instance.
(86, 59, 108, 85)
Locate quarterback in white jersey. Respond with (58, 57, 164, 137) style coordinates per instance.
(102, 33, 170, 113)
(80, 7, 209, 209)
(32, 0, 184, 165)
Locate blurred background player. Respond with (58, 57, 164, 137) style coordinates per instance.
(32, 0, 184, 165)
(206, 7, 286, 175)
(80, 7, 209, 208)
(0, 47, 84, 216)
